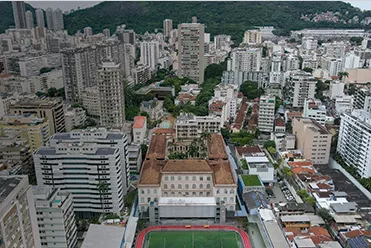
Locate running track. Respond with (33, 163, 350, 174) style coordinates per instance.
(135, 225, 252, 248)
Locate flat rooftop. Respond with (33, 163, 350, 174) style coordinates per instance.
(81, 224, 125, 248)
(315, 165, 371, 208)
(0, 176, 24, 204)
(241, 175, 262, 187)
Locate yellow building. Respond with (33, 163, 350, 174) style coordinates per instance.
(280, 215, 311, 229)
(0, 114, 50, 151)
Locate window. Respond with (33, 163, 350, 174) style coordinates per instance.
(164, 184, 168, 189)
(207, 176, 211, 181)
(230, 189, 234, 194)
(216, 189, 220, 194)
(192, 176, 196, 181)
(171, 176, 174, 181)
(200, 176, 203, 181)
(216, 197, 220, 202)
(140, 197, 144, 203)
(147, 198, 151, 202)
(178, 184, 182, 189)
(165, 176, 169, 181)
(164, 192, 168, 196)
(206, 184, 211, 189)
(224, 189, 228, 194)
(185, 176, 189, 180)
(178, 176, 182, 180)
(192, 184, 196, 189)
(171, 184, 175, 189)
(206, 192, 210, 196)
(154, 189, 157, 194)
(141, 190, 144, 194)
(230, 197, 234, 202)
(185, 184, 189, 189)
(199, 184, 203, 189)
(192, 192, 196, 196)
(147, 189, 150, 194)
(199, 192, 203, 196)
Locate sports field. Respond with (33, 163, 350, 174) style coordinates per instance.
(144, 230, 243, 248)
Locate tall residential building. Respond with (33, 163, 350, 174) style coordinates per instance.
(35, 9, 45, 28)
(8, 97, 65, 135)
(163, 19, 173, 38)
(52, 8, 64, 31)
(243, 30, 262, 44)
(140, 41, 160, 70)
(25, 10, 34, 29)
(292, 118, 331, 165)
(12, 1, 27, 29)
(337, 110, 371, 178)
(82, 86, 101, 117)
(303, 98, 327, 126)
(98, 62, 125, 127)
(214, 35, 232, 51)
(231, 48, 262, 72)
(0, 114, 50, 151)
(354, 88, 371, 112)
(285, 71, 317, 108)
(45, 8, 63, 31)
(33, 186, 77, 248)
(258, 95, 275, 133)
(178, 23, 205, 83)
(45, 8, 54, 30)
(0, 176, 41, 248)
(103, 28, 110, 37)
(33, 128, 129, 216)
(117, 29, 136, 45)
(62, 41, 131, 102)
(83, 27, 93, 38)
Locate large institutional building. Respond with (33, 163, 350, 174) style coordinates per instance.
(138, 127, 237, 224)
(33, 128, 130, 217)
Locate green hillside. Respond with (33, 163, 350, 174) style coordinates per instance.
(0, 1, 35, 33)
(63, 1, 371, 42)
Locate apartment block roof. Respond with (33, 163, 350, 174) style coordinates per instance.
(0, 176, 24, 204)
(133, 116, 146, 129)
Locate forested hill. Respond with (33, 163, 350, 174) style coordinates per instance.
(0, 1, 35, 33)
(62, 1, 371, 42)
(1, 1, 371, 42)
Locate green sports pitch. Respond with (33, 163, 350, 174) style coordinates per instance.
(144, 230, 244, 248)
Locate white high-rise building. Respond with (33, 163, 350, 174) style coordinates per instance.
(231, 47, 262, 72)
(337, 110, 371, 178)
(53, 8, 64, 31)
(214, 35, 232, 52)
(35, 9, 45, 28)
(12, 1, 27, 29)
(84, 27, 93, 38)
(243, 30, 262, 44)
(163, 19, 173, 38)
(140, 41, 160, 70)
(258, 95, 276, 133)
(34, 128, 129, 215)
(178, 23, 205, 83)
(303, 98, 327, 126)
(33, 186, 77, 248)
(285, 71, 317, 108)
(25, 10, 34, 29)
(344, 52, 361, 69)
(45, 8, 64, 31)
(329, 80, 345, 99)
(98, 62, 125, 127)
(301, 37, 317, 50)
(0, 176, 41, 248)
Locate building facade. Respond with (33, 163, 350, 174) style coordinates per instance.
(293, 118, 331, 165)
(285, 71, 317, 108)
(337, 110, 371, 178)
(303, 98, 327, 126)
(258, 95, 275, 133)
(140, 41, 160, 71)
(33, 128, 129, 216)
(178, 23, 205, 83)
(0, 176, 41, 248)
(163, 19, 173, 38)
(33, 186, 77, 248)
(12, 1, 27, 29)
(231, 48, 262, 72)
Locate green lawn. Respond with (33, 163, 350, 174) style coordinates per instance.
(145, 231, 243, 248)
(241, 175, 262, 186)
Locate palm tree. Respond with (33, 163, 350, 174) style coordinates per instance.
(282, 167, 293, 178)
(97, 181, 109, 215)
(200, 132, 212, 142)
(188, 141, 198, 158)
(338, 71, 349, 82)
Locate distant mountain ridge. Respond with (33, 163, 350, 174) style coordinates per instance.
(1, 1, 371, 41)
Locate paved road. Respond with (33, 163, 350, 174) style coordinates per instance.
(270, 184, 287, 203)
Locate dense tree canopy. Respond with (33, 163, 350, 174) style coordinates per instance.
(240, 81, 264, 100)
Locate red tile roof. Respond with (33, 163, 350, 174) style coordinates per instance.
(207, 133, 228, 160)
(146, 135, 166, 160)
(236, 146, 262, 156)
(275, 117, 285, 127)
(133, 116, 146, 128)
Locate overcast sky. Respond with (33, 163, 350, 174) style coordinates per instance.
(26, 1, 371, 12)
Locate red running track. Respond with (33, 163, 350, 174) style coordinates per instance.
(135, 225, 252, 248)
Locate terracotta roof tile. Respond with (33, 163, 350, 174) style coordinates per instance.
(288, 161, 313, 167)
(133, 116, 146, 128)
(309, 226, 331, 238)
(236, 146, 262, 156)
(208, 160, 236, 185)
(162, 160, 212, 173)
(146, 135, 167, 159)
(152, 128, 176, 135)
(275, 117, 285, 127)
(207, 134, 228, 160)
(138, 159, 164, 185)
(344, 229, 371, 239)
